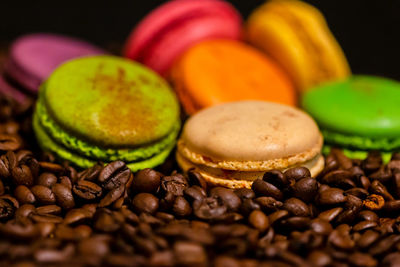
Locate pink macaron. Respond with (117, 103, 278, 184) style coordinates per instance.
(123, 0, 242, 76)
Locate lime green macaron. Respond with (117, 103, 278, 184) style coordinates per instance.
(33, 55, 180, 171)
(302, 75, 400, 161)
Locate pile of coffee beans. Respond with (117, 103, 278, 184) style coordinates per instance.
(1, 96, 400, 266)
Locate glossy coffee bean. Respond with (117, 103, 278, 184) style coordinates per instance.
(98, 161, 130, 190)
(284, 167, 311, 181)
(248, 210, 269, 232)
(283, 198, 309, 217)
(30, 185, 56, 205)
(73, 180, 102, 200)
(252, 179, 283, 200)
(132, 193, 159, 214)
(317, 188, 347, 206)
(37, 172, 57, 188)
(51, 183, 75, 210)
(210, 187, 241, 211)
(14, 185, 35, 204)
(173, 196, 192, 217)
(132, 168, 162, 193)
(291, 177, 318, 202)
(11, 165, 33, 186)
(187, 169, 207, 190)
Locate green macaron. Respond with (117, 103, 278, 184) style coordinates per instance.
(33, 55, 180, 171)
(302, 75, 400, 161)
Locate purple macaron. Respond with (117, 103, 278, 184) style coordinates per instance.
(3, 33, 105, 93)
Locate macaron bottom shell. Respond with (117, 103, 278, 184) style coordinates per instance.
(177, 151, 325, 189)
(33, 112, 177, 172)
(36, 98, 180, 163)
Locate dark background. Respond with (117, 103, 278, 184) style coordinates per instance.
(1, 0, 399, 80)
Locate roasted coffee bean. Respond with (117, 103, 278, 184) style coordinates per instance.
(132, 168, 162, 193)
(173, 241, 207, 266)
(184, 186, 206, 202)
(357, 230, 380, 249)
(37, 172, 57, 188)
(283, 198, 310, 217)
(161, 174, 189, 196)
(345, 187, 369, 199)
(252, 179, 283, 200)
(255, 196, 282, 212)
(0, 134, 21, 151)
(369, 234, 400, 256)
(187, 169, 207, 190)
(331, 148, 353, 170)
(0, 198, 15, 221)
(358, 210, 379, 222)
(98, 161, 130, 190)
(309, 218, 332, 235)
(291, 177, 318, 202)
(93, 209, 120, 232)
(11, 165, 33, 186)
(99, 184, 125, 208)
(269, 210, 289, 225)
(51, 183, 75, 210)
(132, 193, 159, 214)
(317, 188, 347, 206)
(360, 175, 371, 190)
(78, 163, 103, 181)
(30, 185, 56, 205)
(248, 210, 269, 232)
(307, 250, 332, 266)
(35, 205, 61, 215)
(64, 208, 92, 225)
(210, 187, 241, 211)
(363, 194, 385, 210)
(14, 185, 35, 204)
(173, 196, 192, 217)
(370, 180, 394, 201)
(59, 176, 72, 189)
(73, 180, 102, 200)
(348, 252, 377, 267)
(240, 199, 261, 215)
(234, 188, 255, 199)
(328, 227, 355, 250)
(193, 197, 227, 220)
(263, 170, 288, 188)
(30, 213, 63, 224)
(284, 167, 311, 182)
(353, 221, 378, 232)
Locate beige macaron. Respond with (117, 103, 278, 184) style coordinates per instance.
(176, 101, 324, 188)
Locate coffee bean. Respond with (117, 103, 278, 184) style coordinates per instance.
(35, 205, 61, 215)
(78, 163, 103, 181)
(0, 134, 21, 151)
(252, 179, 283, 200)
(357, 230, 380, 249)
(210, 187, 241, 211)
(234, 188, 255, 200)
(161, 174, 189, 197)
(283, 198, 309, 217)
(59, 176, 72, 189)
(358, 210, 379, 222)
(193, 197, 227, 220)
(291, 177, 318, 202)
(30, 213, 63, 224)
(353, 221, 378, 232)
(255, 197, 282, 212)
(173, 241, 207, 266)
(187, 169, 207, 190)
(93, 209, 120, 232)
(307, 250, 332, 267)
(349, 252, 377, 267)
(369, 234, 400, 256)
(34, 243, 75, 263)
(184, 186, 206, 202)
(360, 176, 371, 190)
(345, 187, 369, 199)
(0, 222, 38, 240)
(269, 210, 289, 225)
(11, 165, 33, 186)
(328, 227, 355, 250)
(0, 199, 15, 221)
(248, 210, 269, 232)
(363, 194, 385, 210)
(14, 185, 35, 204)
(240, 199, 261, 215)
(37, 172, 57, 188)
(30, 185, 56, 205)
(132, 193, 159, 214)
(173, 196, 192, 217)
(73, 180, 102, 200)
(263, 170, 287, 188)
(284, 167, 311, 182)
(98, 161, 130, 190)
(309, 218, 332, 235)
(132, 168, 162, 193)
(99, 185, 125, 208)
(317, 188, 347, 206)
(370, 180, 394, 201)
(51, 183, 75, 210)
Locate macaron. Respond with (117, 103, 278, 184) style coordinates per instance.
(4, 33, 104, 93)
(33, 56, 180, 171)
(170, 39, 296, 114)
(302, 75, 400, 162)
(246, 0, 350, 92)
(176, 101, 324, 188)
(124, 0, 242, 76)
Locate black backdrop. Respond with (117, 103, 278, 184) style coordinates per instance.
(1, 0, 400, 80)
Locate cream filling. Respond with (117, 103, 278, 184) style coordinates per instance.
(177, 151, 324, 182)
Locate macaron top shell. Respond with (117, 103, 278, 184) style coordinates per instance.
(44, 56, 179, 147)
(7, 33, 104, 92)
(302, 76, 400, 138)
(181, 101, 321, 162)
(124, 0, 242, 75)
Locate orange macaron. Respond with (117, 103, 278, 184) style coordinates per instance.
(170, 39, 296, 114)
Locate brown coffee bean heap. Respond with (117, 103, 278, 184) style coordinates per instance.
(3, 97, 400, 266)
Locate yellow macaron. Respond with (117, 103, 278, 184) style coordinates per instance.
(176, 101, 324, 188)
(246, 0, 351, 92)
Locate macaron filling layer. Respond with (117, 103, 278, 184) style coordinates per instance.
(177, 151, 324, 181)
(36, 97, 180, 162)
(33, 111, 176, 171)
